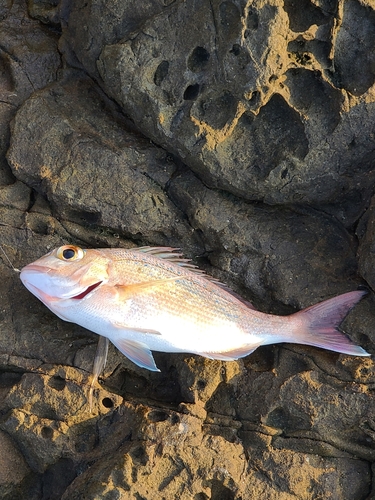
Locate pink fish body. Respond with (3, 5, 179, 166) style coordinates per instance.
(20, 245, 370, 371)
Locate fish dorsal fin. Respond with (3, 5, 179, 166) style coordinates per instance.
(134, 247, 229, 284)
(136, 247, 219, 280)
(136, 246, 198, 268)
(135, 247, 257, 310)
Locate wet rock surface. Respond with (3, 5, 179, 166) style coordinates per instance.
(0, 1, 375, 498)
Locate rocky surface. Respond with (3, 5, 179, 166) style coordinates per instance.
(0, 0, 375, 498)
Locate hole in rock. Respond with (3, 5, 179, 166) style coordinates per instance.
(41, 426, 54, 440)
(79, 210, 101, 225)
(170, 413, 180, 425)
(188, 46, 210, 72)
(115, 362, 186, 406)
(284, 0, 328, 32)
(246, 6, 259, 30)
(194, 494, 209, 500)
(266, 406, 310, 432)
(211, 479, 235, 500)
(248, 90, 260, 106)
(197, 379, 207, 390)
(147, 410, 169, 422)
(64, 208, 102, 226)
(230, 44, 241, 56)
(130, 445, 148, 466)
(288, 36, 331, 68)
(154, 60, 169, 86)
(0, 371, 23, 389)
(196, 90, 238, 129)
(101, 397, 114, 408)
(285, 68, 343, 136)
(183, 83, 200, 100)
(48, 375, 66, 391)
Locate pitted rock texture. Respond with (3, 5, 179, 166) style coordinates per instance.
(62, 0, 375, 224)
(0, 1, 375, 499)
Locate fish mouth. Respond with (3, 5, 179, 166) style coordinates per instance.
(71, 281, 102, 299)
(21, 263, 103, 300)
(21, 280, 102, 301)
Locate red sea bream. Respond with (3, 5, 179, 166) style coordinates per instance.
(20, 245, 370, 372)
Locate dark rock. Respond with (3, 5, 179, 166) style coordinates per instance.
(0, 0, 61, 192)
(27, 0, 61, 26)
(0, 431, 30, 496)
(168, 170, 361, 308)
(7, 74, 202, 254)
(358, 195, 375, 291)
(332, 0, 375, 95)
(59, 0, 375, 223)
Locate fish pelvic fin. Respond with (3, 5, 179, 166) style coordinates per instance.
(291, 290, 370, 356)
(111, 338, 160, 371)
(88, 336, 109, 413)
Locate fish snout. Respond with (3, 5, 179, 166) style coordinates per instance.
(20, 264, 78, 300)
(20, 264, 52, 289)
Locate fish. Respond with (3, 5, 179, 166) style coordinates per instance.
(20, 245, 370, 377)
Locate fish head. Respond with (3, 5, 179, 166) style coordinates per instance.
(20, 245, 110, 306)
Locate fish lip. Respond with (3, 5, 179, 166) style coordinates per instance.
(21, 281, 59, 305)
(20, 264, 53, 274)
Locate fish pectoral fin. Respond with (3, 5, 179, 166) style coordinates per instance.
(112, 338, 160, 372)
(200, 343, 262, 361)
(115, 278, 179, 299)
(112, 322, 162, 336)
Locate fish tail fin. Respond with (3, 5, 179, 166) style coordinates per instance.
(290, 290, 370, 356)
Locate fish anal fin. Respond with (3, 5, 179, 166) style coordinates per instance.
(112, 338, 160, 371)
(200, 343, 262, 361)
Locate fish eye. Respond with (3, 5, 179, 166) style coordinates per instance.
(63, 248, 75, 259)
(56, 245, 85, 262)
